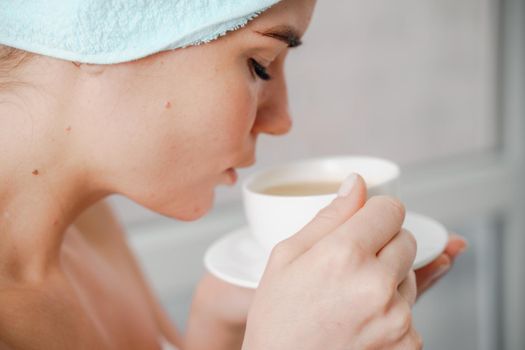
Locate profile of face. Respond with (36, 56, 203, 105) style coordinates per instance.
(44, 0, 316, 221)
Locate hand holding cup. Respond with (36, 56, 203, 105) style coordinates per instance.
(243, 174, 423, 350)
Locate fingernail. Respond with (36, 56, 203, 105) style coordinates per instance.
(458, 240, 469, 255)
(432, 262, 451, 280)
(458, 246, 467, 255)
(337, 173, 358, 197)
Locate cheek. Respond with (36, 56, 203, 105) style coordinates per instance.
(172, 72, 257, 164)
(108, 123, 219, 221)
(90, 55, 257, 219)
(210, 87, 257, 155)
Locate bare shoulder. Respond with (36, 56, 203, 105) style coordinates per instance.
(70, 200, 184, 347)
(0, 283, 104, 350)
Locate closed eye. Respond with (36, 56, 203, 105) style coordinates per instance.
(249, 58, 272, 81)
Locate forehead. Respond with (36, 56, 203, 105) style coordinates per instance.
(125, 0, 316, 70)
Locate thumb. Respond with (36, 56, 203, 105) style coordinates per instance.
(279, 173, 367, 261)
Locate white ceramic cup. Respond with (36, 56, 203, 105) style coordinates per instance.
(242, 156, 401, 252)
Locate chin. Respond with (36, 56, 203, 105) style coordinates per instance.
(156, 191, 215, 221)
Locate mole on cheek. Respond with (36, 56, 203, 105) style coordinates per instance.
(32, 169, 39, 176)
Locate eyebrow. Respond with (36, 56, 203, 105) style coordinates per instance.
(255, 25, 303, 48)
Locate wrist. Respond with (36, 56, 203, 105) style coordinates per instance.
(191, 274, 251, 328)
(186, 289, 247, 350)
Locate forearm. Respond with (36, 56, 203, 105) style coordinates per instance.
(183, 273, 250, 350)
(184, 307, 245, 350)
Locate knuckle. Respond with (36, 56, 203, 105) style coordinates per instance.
(310, 235, 369, 275)
(268, 241, 292, 266)
(402, 229, 418, 257)
(316, 238, 355, 268)
(385, 196, 406, 219)
(382, 280, 399, 304)
(392, 307, 412, 336)
(345, 238, 368, 264)
(367, 273, 396, 310)
(405, 271, 418, 297)
(375, 195, 406, 220)
(379, 268, 399, 293)
(324, 244, 350, 266)
(408, 270, 417, 284)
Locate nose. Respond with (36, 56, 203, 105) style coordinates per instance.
(251, 73, 292, 136)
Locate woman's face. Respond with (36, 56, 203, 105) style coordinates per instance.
(73, 0, 316, 220)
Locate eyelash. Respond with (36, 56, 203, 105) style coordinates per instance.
(249, 58, 272, 81)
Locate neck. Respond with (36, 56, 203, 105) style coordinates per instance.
(0, 159, 107, 283)
(0, 81, 107, 284)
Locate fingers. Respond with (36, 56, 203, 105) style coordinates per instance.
(398, 271, 417, 307)
(379, 293, 419, 346)
(377, 229, 417, 284)
(444, 234, 468, 257)
(332, 195, 406, 254)
(393, 327, 423, 350)
(415, 234, 468, 298)
(415, 254, 451, 294)
(279, 174, 367, 262)
(381, 300, 423, 350)
(358, 293, 416, 348)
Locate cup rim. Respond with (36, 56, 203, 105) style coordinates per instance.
(242, 155, 400, 198)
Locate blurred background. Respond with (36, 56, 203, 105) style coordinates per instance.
(109, 0, 524, 349)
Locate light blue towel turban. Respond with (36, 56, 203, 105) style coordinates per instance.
(0, 0, 282, 64)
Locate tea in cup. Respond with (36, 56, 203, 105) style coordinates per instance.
(242, 156, 400, 252)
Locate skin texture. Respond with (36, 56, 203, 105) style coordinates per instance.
(0, 0, 466, 348)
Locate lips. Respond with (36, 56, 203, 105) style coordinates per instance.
(221, 156, 255, 185)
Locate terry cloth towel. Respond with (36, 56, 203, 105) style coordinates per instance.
(0, 0, 281, 64)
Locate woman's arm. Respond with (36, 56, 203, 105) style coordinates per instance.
(74, 199, 249, 350)
(184, 273, 254, 350)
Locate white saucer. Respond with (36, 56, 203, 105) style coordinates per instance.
(204, 211, 449, 289)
